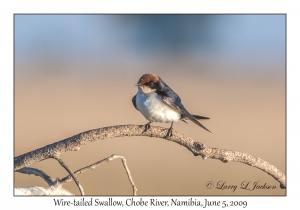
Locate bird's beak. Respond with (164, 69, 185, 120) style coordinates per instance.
(135, 83, 142, 86)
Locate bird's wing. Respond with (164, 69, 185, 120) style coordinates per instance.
(157, 90, 211, 133)
(156, 87, 183, 113)
(156, 81, 211, 133)
(160, 95, 183, 113)
(132, 95, 139, 110)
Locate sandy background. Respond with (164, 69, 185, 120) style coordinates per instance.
(14, 15, 286, 196)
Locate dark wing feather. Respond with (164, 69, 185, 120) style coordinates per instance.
(190, 115, 210, 120)
(132, 95, 138, 110)
(161, 94, 211, 133)
(160, 95, 183, 113)
(156, 82, 183, 114)
(180, 115, 210, 124)
(156, 81, 211, 133)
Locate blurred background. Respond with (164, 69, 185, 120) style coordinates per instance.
(14, 14, 286, 195)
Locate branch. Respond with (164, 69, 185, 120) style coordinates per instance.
(59, 154, 137, 196)
(16, 155, 137, 195)
(15, 186, 73, 195)
(51, 156, 84, 196)
(16, 167, 57, 186)
(14, 124, 286, 188)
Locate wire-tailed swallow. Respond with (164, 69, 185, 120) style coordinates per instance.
(132, 73, 211, 138)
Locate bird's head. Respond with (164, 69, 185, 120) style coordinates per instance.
(136, 73, 161, 94)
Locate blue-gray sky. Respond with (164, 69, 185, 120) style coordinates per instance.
(15, 14, 285, 76)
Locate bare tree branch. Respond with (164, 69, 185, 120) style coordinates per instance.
(15, 186, 73, 195)
(16, 154, 137, 195)
(51, 156, 85, 196)
(59, 154, 137, 196)
(14, 124, 286, 188)
(16, 167, 57, 186)
(116, 155, 138, 196)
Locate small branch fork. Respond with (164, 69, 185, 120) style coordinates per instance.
(14, 124, 286, 190)
(16, 154, 137, 196)
(59, 154, 137, 196)
(51, 156, 84, 196)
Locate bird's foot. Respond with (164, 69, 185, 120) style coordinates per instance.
(165, 127, 173, 140)
(142, 122, 151, 134)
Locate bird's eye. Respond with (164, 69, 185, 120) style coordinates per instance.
(149, 82, 154, 86)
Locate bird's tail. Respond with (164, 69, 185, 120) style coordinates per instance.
(181, 109, 211, 133)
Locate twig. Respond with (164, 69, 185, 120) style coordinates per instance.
(116, 155, 138, 196)
(51, 156, 84, 196)
(16, 167, 57, 186)
(59, 154, 137, 196)
(16, 155, 137, 195)
(14, 124, 286, 188)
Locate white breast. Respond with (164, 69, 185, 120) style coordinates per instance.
(136, 91, 181, 123)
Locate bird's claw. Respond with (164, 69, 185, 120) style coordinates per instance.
(165, 128, 173, 140)
(142, 122, 151, 134)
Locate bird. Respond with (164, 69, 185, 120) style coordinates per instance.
(132, 73, 211, 138)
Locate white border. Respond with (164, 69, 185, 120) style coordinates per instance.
(2, 0, 298, 209)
